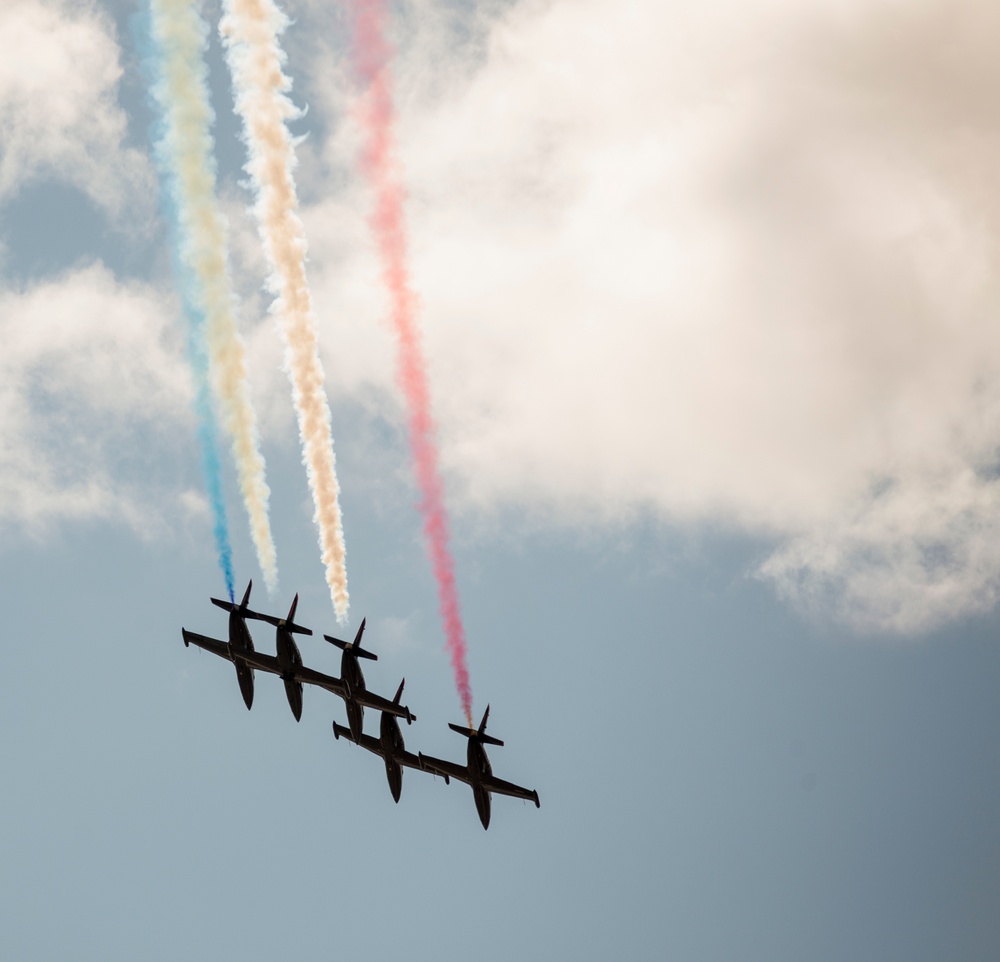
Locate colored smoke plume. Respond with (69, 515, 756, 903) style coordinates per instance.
(347, 0, 473, 726)
(191, 336, 236, 603)
(146, 0, 278, 594)
(220, 0, 350, 620)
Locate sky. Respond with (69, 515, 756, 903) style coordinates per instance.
(1, 0, 999, 958)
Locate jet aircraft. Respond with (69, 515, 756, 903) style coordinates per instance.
(332, 679, 426, 802)
(323, 618, 415, 741)
(181, 580, 259, 709)
(183, 593, 415, 729)
(183, 585, 353, 721)
(418, 706, 540, 830)
(234, 593, 313, 720)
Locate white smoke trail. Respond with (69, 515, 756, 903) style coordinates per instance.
(148, 0, 279, 593)
(219, 0, 350, 619)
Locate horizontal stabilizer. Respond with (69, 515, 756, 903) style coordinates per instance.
(323, 635, 378, 660)
(244, 609, 312, 635)
(324, 616, 374, 656)
(210, 580, 253, 614)
(448, 722, 504, 747)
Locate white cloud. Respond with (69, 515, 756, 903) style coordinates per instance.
(0, 0, 152, 217)
(287, 0, 1000, 632)
(0, 264, 197, 535)
(761, 469, 1000, 634)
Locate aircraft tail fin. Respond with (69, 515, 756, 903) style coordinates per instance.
(392, 678, 416, 724)
(324, 617, 377, 660)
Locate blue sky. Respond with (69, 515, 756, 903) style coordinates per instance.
(2, 0, 999, 959)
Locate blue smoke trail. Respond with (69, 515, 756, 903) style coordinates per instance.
(189, 327, 236, 603)
(137, 3, 235, 602)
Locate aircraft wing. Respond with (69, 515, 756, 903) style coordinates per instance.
(418, 753, 471, 786)
(182, 629, 231, 661)
(397, 748, 424, 772)
(336, 727, 422, 770)
(354, 688, 411, 719)
(483, 774, 540, 806)
(295, 664, 348, 700)
(334, 722, 384, 757)
(347, 730, 384, 756)
(232, 648, 283, 677)
(364, 740, 424, 772)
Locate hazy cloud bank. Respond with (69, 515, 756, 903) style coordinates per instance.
(296, 0, 1000, 632)
(4, 0, 1000, 633)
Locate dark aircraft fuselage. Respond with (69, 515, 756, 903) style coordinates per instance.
(466, 740, 495, 829)
(379, 711, 407, 803)
(227, 610, 256, 710)
(274, 628, 304, 721)
(341, 652, 367, 741)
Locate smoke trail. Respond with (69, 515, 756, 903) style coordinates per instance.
(347, 0, 473, 726)
(145, 0, 279, 594)
(219, 0, 350, 620)
(191, 330, 237, 603)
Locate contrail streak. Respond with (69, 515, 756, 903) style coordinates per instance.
(146, 0, 278, 594)
(220, 0, 350, 620)
(347, 0, 473, 726)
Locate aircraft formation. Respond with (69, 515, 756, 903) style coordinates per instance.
(182, 582, 540, 830)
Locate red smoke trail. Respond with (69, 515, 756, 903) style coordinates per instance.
(348, 0, 473, 727)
